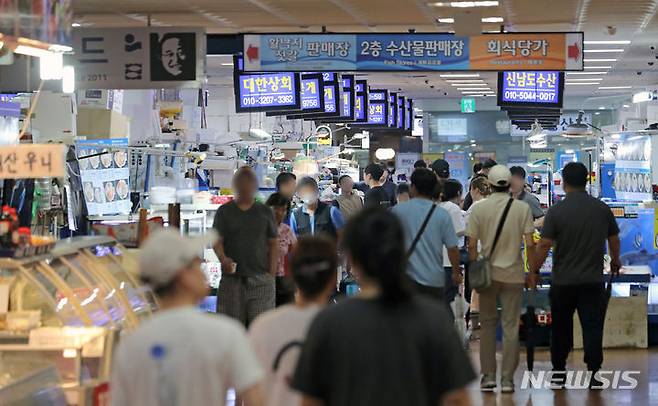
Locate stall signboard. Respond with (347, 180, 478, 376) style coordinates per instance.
(0, 144, 65, 179)
(320, 74, 355, 123)
(364, 89, 388, 126)
(396, 153, 420, 183)
(265, 73, 324, 116)
(321, 72, 339, 114)
(235, 72, 301, 112)
(388, 93, 398, 128)
(511, 112, 593, 137)
(243, 32, 584, 72)
(72, 27, 206, 89)
(397, 96, 406, 129)
(404, 99, 414, 131)
(354, 80, 368, 122)
(77, 138, 131, 216)
(498, 71, 564, 108)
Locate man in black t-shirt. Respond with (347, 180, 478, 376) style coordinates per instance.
(363, 163, 392, 208)
(532, 162, 621, 388)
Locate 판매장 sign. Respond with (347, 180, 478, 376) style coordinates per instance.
(0, 144, 65, 179)
(243, 32, 583, 72)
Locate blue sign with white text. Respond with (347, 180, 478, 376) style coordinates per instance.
(300, 77, 321, 110)
(501, 71, 560, 104)
(235, 72, 299, 112)
(389, 94, 397, 128)
(248, 34, 470, 71)
(367, 90, 387, 125)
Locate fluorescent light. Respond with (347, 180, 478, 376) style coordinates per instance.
(71, 22, 81, 27)
(633, 91, 653, 103)
(39, 52, 63, 80)
(13, 45, 51, 58)
(565, 77, 604, 81)
(598, 86, 632, 90)
(430, 1, 499, 7)
(566, 71, 607, 75)
(437, 16, 503, 23)
(598, 106, 606, 110)
(440, 74, 480, 78)
(62, 65, 75, 93)
(595, 112, 601, 115)
(583, 58, 618, 62)
(584, 65, 612, 69)
(583, 49, 625, 53)
(460, 89, 494, 92)
(622, 104, 631, 108)
(481, 17, 504, 23)
(565, 82, 601, 86)
(584, 40, 631, 45)
(220, 63, 233, 66)
(470, 143, 477, 147)
(451, 83, 489, 87)
(445, 79, 485, 82)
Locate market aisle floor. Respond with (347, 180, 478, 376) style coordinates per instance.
(465, 343, 658, 405)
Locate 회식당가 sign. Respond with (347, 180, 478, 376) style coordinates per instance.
(243, 32, 583, 72)
(0, 144, 65, 179)
(72, 27, 206, 89)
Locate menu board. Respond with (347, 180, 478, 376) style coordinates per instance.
(354, 80, 368, 123)
(388, 93, 398, 128)
(266, 73, 324, 116)
(77, 138, 131, 216)
(498, 71, 564, 108)
(234, 72, 301, 112)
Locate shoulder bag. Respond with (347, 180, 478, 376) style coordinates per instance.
(469, 198, 514, 292)
(406, 204, 437, 259)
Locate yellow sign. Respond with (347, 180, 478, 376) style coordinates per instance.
(0, 144, 65, 179)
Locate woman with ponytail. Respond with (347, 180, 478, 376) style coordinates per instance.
(292, 208, 476, 406)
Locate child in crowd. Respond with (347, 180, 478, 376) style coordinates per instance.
(266, 192, 297, 306)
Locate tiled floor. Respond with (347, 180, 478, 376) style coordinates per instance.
(466, 344, 658, 405)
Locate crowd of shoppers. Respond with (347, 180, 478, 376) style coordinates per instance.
(111, 157, 625, 404)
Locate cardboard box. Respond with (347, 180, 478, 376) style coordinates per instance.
(77, 108, 130, 139)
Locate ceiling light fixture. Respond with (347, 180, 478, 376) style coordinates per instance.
(632, 91, 654, 103)
(430, 1, 499, 7)
(565, 77, 604, 81)
(598, 86, 632, 90)
(583, 40, 631, 45)
(451, 83, 490, 86)
(583, 49, 625, 53)
(598, 106, 606, 110)
(440, 74, 480, 78)
(565, 82, 601, 86)
(445, 79, 485, 82)
(583, 58, 618, 62)
(622, 104, 631, 108)
(220, 63, 233, 66)
(437, 17, 503, 23)
(584, 65, 612, 69)
(566, 71, 608, 75)
(71, 22, 81, 27)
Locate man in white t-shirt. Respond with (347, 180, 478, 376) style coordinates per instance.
(439, 179, 466, 307)
(249, 236, 337, 406)
(111, 229, 264, 406)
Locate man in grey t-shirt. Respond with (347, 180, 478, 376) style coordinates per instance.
(532, 162, 621, 388)
(214, 167, 278, 327)
(510, 166, 545, 228)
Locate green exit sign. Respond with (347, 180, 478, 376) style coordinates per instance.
(461, 98, 476, 113)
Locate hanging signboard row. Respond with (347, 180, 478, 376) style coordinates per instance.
(243, 32, 583, 72)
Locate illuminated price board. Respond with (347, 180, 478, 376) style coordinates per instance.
(321, 74, 355, 123)
(354, 80, 368, 123)
(397, 96, 406, 129)
(498, 71, 564, 108)
(406, 99, 414, 131)
(388, 93, 398, 128)
(365, 89, 389, 126)
(234, 72, 301, 112)
(300, 76, 322, 110)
